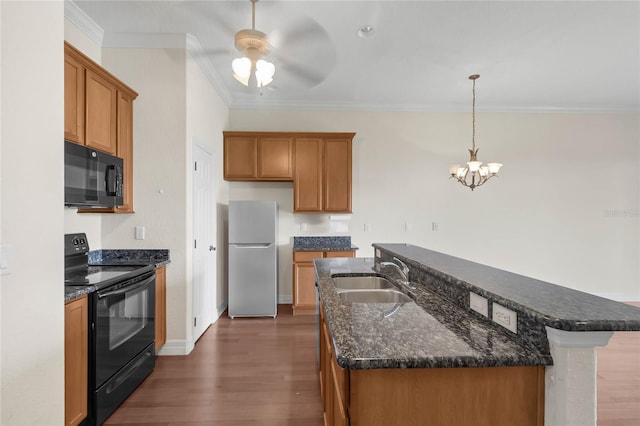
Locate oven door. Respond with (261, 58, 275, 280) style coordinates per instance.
(94, 270, 155, 388)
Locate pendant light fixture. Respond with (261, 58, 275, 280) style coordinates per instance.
(449, 74, 503, 190)
(232, 0, 275, 91)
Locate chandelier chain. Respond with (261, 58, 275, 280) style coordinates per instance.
(471, 76, 476, 152)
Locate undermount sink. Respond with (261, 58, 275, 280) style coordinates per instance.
(338, 289, 413, 304)
(332, 275, 395, 290)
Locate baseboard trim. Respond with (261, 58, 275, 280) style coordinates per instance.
(157, 339, 195, 356)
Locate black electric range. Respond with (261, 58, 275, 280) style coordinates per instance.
(65, 233, 156, 426)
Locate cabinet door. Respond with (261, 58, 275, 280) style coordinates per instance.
(65, 296, 88, 426)
(155, 266, 167, 353)
(293, 262, 318, 311)
(294, 138, 323, 212)
(224, 136, 258, 179)
(115, 91, 134, 212)
(64, 54, 85, 144)
(324, 138, 352, 213)
(85, 69, 117, 155)
(259, 137, 293, 180)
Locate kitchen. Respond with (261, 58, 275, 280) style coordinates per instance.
(1, 1, 639, 425)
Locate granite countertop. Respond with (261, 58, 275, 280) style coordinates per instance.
(293, 236, 358, 252)
(374, 244, 640, 332)
(314, 257, 553, 370)
(88, 249, 171, 267)
(65, 285, 96, 303)
(64, 249, 171, 303)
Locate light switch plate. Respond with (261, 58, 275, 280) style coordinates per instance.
(135, 225, 145, 240)
(493, 303, 518, 333)
(0, 244, 12, 276)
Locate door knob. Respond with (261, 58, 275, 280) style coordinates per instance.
(209, 246, 216, 251)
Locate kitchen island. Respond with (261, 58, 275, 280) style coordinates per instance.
(314, 244, 640, 426)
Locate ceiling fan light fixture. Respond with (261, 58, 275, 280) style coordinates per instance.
(232, 0, 275, 90)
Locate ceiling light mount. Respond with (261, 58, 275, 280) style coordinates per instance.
(449, 74, 503, 191)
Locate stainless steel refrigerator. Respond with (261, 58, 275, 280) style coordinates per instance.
(228, 200, 278, 318)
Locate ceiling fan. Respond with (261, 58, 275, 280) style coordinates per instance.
(231, 0, 275, 89)
(230, 0, 336, 92)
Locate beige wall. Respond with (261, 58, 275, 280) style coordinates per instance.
(98, 44, 229, 354)
(1, 1, 65, 424)
(229, 110, 639, 301)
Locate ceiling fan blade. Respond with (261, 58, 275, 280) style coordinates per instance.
(275, 57, 329, 88)
(268, 15, 336, 88)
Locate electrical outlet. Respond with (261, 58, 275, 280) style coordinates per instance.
(364, 223, 371, 232)
(300, 223, 308, 232)
(492, 303, 517, 333)
(432, 222, 439, 231)
(469, 292, 488, 317)
(405, 222, 412, 232)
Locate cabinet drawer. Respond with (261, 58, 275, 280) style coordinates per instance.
(293, 251, 324, 262)
(325, 250, 355, 258)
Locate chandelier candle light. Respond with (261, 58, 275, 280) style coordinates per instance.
(449, 74, 503, 190)
(232, 0, 275, 90)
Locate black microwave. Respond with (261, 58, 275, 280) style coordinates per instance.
(64, 140, 124, 208)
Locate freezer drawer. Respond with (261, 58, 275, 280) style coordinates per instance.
(228, 243, 277, 318)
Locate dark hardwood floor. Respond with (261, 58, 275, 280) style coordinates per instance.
(105, 304, 640, 425)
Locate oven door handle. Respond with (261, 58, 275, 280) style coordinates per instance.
(97, 274, 154, 299)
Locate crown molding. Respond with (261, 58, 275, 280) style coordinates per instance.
(64, 0, 104, 47)
(100, 32, 232, 107)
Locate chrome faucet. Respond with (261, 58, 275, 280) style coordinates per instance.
(379, 257, 415, 289)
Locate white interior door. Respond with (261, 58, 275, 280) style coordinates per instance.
(192, 141, 216, 343)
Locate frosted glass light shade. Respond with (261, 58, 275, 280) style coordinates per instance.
(255, 59, 275, 87)
(449, 165, 461, 176)
(456, 167, 467, 178)
(479, 165, 489, 177)
(487, 162, 503, 174)
(467, 161, 482, 172)
(232, 57, 251, 86)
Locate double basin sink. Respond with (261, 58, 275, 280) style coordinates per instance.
(332, 275, 413, 304)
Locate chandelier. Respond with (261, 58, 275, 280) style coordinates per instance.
(231, 0, 275, 90)
(449, 74, 503, 190)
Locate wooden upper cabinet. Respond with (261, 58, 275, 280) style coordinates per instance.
(65, 41, 138, 214)
(224, 135, 258, 179)
(294, 138, 324, 212)
(223, 132, 294, 181)
(115, 91, 134, 213)
(259, 137, 294, 179)
(64, 54, 85, 144)
(323, 138, 352, 213)
(85, 69, 118, 155)
(223, 131, 354, 213)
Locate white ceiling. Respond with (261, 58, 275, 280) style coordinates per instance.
(71, 0, 640, 113)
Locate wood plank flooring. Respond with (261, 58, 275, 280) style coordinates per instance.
(105, 304, 640, 425)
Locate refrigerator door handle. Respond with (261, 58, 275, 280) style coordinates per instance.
(230, 243, 273, 248)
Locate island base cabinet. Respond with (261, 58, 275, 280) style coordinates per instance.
(348, 366, 545, 426)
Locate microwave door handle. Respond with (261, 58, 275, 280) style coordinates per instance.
(105, 165, 118, 196)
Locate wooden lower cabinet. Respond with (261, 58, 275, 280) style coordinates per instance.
(65, 295, 88, 426)
(319, 302, 545, 426)
(155, 265, 167, 353)
(293, 250, 355, 315)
